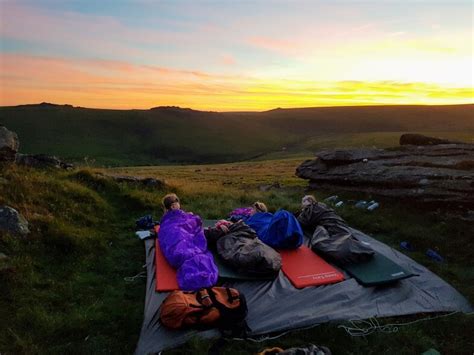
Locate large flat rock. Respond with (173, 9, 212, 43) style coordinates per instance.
(296, 144, 474, 205)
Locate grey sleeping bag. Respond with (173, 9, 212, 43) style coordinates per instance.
(297, 202, 374, 263)
(212, 220, 282, 276)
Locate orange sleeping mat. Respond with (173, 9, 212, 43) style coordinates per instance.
(280, 245, 345, 288)
(154, 225, 179, 291)
(155, 238, 179, 291)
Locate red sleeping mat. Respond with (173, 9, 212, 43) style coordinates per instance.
(154, 226, 179, 291)
(155, 238, 179, 291)
(280, 246, 345, 288)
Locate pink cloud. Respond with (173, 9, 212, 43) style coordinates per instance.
(243, 21, 384, 58)
(0, 2, 190, 61)
(219, 54, 236, 66)
(246, 36, 302, 55)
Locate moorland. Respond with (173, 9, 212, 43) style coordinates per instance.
(1, 103, 473, 165)
(0, 103, 473, 354)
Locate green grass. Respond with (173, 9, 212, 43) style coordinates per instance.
(0, 160, 472, 354)
(0, 105, 289, 166)
(0, 166, 158, 354)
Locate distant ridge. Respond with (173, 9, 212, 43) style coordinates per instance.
(3, 102, 473, 113)
(150, 106, 198, 112)
(14, 102, 74, 109)
(261, 103, 474, 114)
(1, 103, 472, 166)
(148, 106, 221, 117)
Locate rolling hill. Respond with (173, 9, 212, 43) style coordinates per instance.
(1, 103, 472, 165)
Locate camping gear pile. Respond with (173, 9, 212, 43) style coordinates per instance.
(134, 203, 473, 354)
(324, 195, 380, 211)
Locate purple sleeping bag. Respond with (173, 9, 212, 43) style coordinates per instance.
(158, 209, 218, 291)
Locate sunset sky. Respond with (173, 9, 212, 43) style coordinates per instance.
(0, 0, 473, 111)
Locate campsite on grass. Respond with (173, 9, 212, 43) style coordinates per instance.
(1, 142, 473, 353)
(1, 1, 474, 354)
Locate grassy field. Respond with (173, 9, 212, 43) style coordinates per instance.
(1, 158, 472, 354)
(1, 103, 472, 166)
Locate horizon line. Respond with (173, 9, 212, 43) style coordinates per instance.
(2, 101, 473, 113)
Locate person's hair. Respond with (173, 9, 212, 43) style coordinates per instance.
(162, 193, 180, 211)
(302, 195, 317, 205)
(253, 201, 268, 213)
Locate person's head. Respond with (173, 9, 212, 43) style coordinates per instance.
(251, 201, 268, 215)
(162, 193, 181, 212)
(301, 195, 317, 207)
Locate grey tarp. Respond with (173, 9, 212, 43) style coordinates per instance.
(135, 228, 472, 354)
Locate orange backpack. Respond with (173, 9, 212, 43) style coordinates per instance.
(160, 287, 249, 336)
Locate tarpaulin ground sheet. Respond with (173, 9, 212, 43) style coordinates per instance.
(136, 227, 472, 354)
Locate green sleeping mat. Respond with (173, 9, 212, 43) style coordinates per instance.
(211, 251, 274, 280)
(341, 252, 416, 286)
(202, 219, 220, 228)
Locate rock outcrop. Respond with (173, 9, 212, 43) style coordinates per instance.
(1, 126, 73, 168)
(400, 133, 460, 146)
(15, 153, 74, 169)
(0, 206, 30, 237)
(296, 139, 474, 206)
(0, 126, 19, 162)
(104, 174, 167, 189)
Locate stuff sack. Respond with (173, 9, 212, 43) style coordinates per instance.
(160, 287, 249, 336)
(135, 214, 156, 230)
(246, 210, 303, 249)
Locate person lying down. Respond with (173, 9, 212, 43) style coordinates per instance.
(205, 219, 282, 277)
(297, 195, 374, 264)
(230, 201, 304, 249)
(158, 193, 218, 291)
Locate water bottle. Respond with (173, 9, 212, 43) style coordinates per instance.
(400, 241, 413, 251)
(367, 202, 379, 211)
(355, 200, 367, 209)
(426, 249, 444, 262)
(335, 201, 344, 207)
(324, 195, 338, 203)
